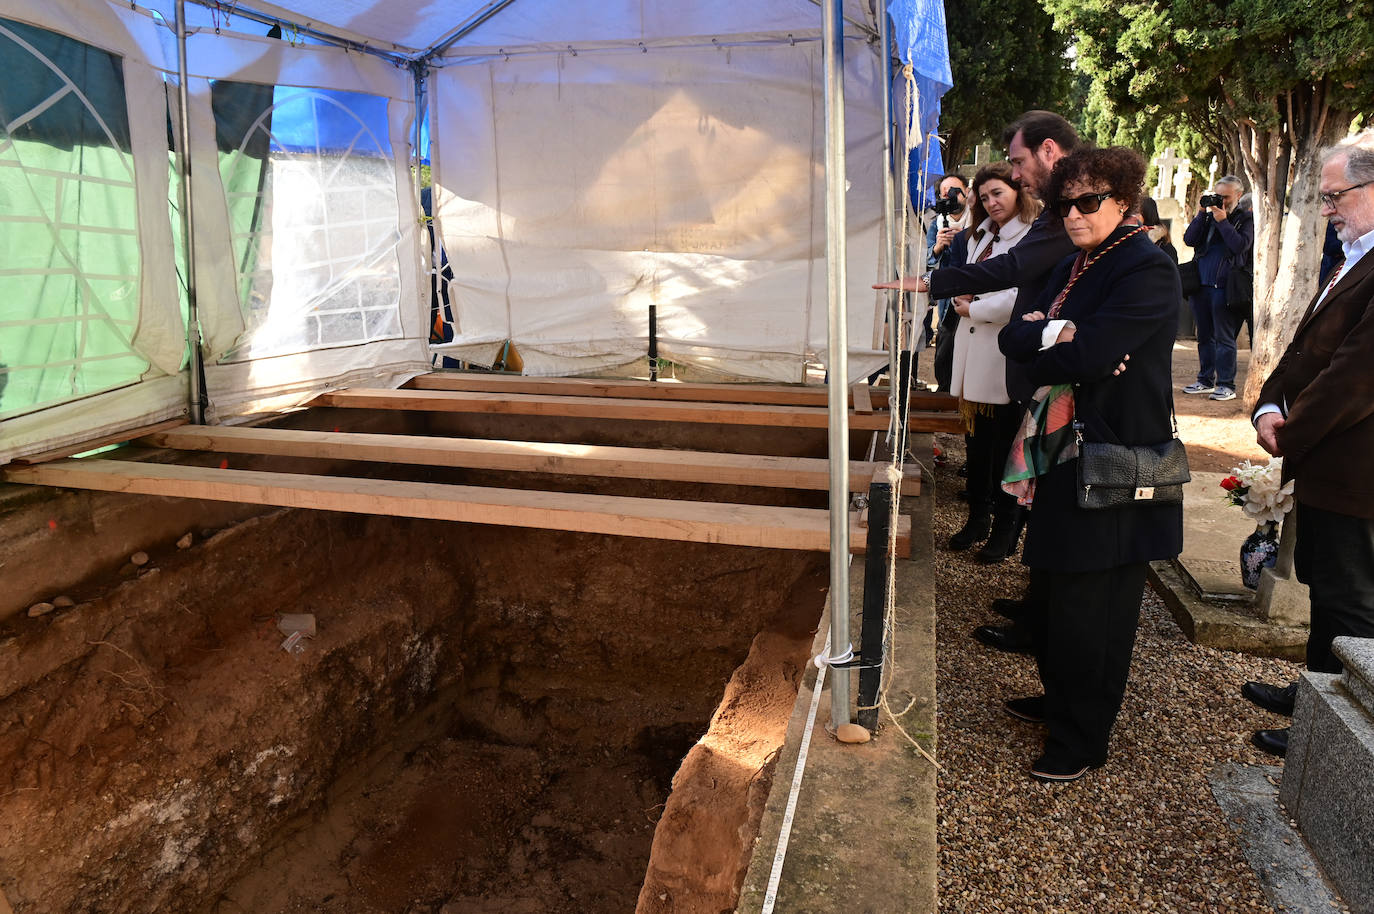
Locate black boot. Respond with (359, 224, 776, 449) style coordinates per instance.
(975, 505, 1026, 563)
(948, 509, 991, 551)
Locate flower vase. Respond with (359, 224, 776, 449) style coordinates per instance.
(1239, 522, 1280, 590)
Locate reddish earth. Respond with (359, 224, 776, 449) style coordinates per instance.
(0, 491, 827, 914)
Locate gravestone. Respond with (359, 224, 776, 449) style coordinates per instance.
(958, 143, 992, 181)
(1281, 636, 1374, 914)
(1153, 147, 1188, 201)
(1174, 157, 1194, 208)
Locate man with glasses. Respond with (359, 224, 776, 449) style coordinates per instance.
(1242, 129, 1374, 758)
(1181, 175, 1253, 401)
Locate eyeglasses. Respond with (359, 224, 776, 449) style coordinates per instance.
(1054, 191, 1114, 218)
(1320, 181, 1371, 208)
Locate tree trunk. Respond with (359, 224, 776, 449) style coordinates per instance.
(1238, 100, 1353, 405)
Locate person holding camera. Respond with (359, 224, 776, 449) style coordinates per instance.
(926, 174, 971, 388)
(1181, 176, 1253, 401)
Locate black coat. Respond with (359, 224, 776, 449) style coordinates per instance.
(999, 226, 1184, 572)
(930, 209, 1076, 403)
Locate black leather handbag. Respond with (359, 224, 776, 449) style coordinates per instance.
(1077, 438, 1191, 509)
(1074, 393, 1190, 510)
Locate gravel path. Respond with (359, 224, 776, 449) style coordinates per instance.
(930, 437, 1305, 913)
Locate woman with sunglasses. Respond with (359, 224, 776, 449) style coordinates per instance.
(946, 162, 1041, 562)
(996, 146, 1184, 782)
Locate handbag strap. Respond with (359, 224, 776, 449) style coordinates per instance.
(1073, 384, 1178, 446)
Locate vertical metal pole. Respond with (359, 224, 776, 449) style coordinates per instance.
(412, 62, 435, 353)
(878, 6, 900, 398)
(822, 0, 852, 727)
(175, 0, 206, 424)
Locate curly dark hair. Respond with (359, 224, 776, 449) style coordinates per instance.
(1044, 146, 1147, 216)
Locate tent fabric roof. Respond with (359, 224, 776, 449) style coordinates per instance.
(219, 0, 882, 58)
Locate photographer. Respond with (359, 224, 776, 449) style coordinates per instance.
(1181, 176, 1253, 401)
(926, 175, 971, 388)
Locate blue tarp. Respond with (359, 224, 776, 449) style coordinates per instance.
(887, 0, 952, 203)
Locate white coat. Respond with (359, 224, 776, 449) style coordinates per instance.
(949, 214, 1034, 405)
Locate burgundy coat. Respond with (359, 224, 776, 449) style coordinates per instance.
(1257, 250, 1374, 519)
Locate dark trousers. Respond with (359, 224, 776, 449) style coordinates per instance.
(1190, 285, 1238, 388)
(1294, 501, 1374, 673)
(965, 402, 1023, 515)
(1025, 563, 1147, 765)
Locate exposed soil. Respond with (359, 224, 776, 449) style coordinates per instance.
(0, 497, 826, 914)
(1169, 340, 1269, 473)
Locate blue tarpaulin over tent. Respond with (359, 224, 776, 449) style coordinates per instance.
(887, 0, 952, 204)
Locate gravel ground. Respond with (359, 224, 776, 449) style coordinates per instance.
(930, 433, 1307, 914)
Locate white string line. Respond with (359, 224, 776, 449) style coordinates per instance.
(761, 622, 830, 914)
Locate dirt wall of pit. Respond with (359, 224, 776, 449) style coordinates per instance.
(0, 482, 826, 913)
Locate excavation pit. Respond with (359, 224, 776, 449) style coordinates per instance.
(0, 414, 852, 914)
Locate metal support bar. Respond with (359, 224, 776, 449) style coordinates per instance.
(878, 5, 900, 406)
(411, 60, 433, 359)
(822, 0, 852, 728)
(648, 303, 659, 381)
(856, 477, 893, 730)
(174, 0, 206, 425)
(804, 0, 879, 39)
(183, 0, 411, 65)
(424, 0, 523, 61)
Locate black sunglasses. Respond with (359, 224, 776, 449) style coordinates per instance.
(1054, 191, 1115, 218)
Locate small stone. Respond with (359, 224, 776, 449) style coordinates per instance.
(130, 551, 149, 566)
(835, 723, 872, 744)
(176, 533, 193, 549)
(27, 602, 55, 618)
(51, 596, 76, 609)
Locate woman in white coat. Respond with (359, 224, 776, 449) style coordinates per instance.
(947, 162, 1042, 561)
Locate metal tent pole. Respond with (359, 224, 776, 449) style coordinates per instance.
(175, 0, 206, 424)
(822, 0, 851, 728)
(878, 6, 900, 401)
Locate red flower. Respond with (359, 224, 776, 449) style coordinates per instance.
(1220, 476, 1241, 491)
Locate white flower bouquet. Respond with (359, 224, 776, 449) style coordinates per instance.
(1219, 458, 1296, 527)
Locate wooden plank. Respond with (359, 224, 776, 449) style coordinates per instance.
(871, 385, 959, 412)
(409, 372, 893, 408)
(138, 425, 906, 494)
(6, 419, 187, 467)
(311, 388, 935, 433)
(3, 459, 909, 556)
(851, 382, 873, 414)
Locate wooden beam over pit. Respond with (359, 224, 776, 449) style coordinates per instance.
(312, 388, 965, 435)
(137, 426, 921, 496)
(2, 459, 910, 556)
(406, 372, 958, 413)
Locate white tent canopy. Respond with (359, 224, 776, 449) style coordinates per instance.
(0, 0, 915, 462)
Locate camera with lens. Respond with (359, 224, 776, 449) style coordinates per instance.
(1199, 193, 1224, 209)
(933, 187, 964, 217)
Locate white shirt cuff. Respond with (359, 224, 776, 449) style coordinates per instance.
(1252, 402, 1283, 427)
(1040, 320, 1071, 350)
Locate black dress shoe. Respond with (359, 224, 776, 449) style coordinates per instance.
(989, 597, 1026, 620)
(1242, 681, 1297, 717)
(1003, 695, 1045, 723)
(1030, 753, 1104, 783)
(973, 623, 1034, 655)
(1252, 727, 1289, 758)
